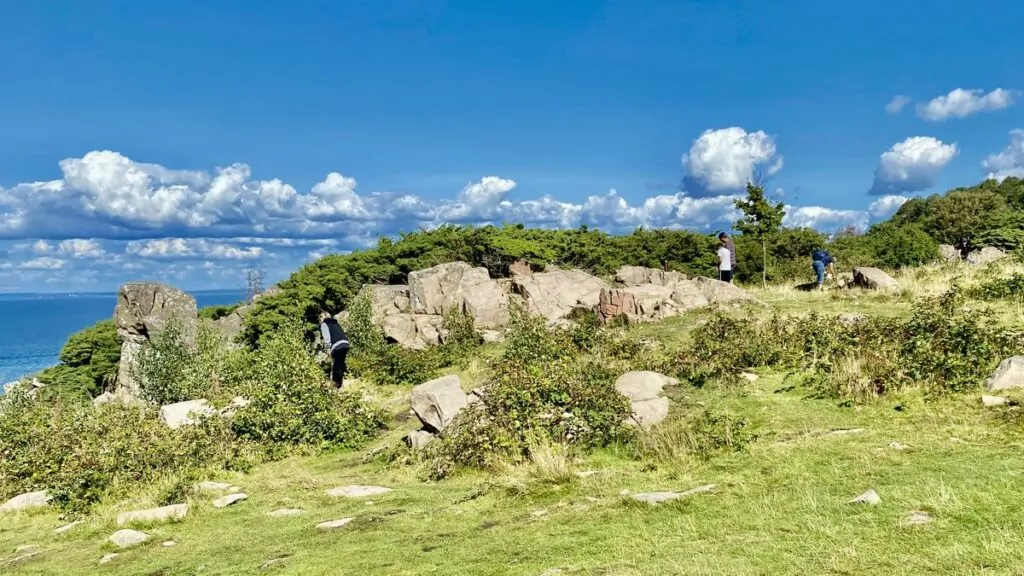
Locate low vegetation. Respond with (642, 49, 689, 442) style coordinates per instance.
(3, 177, 1024, 574)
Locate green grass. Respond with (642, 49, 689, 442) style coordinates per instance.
(5, 265, 1024, 575)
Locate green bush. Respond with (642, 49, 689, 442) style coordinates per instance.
(133, 320, 228, 405)
(35, 320, 121, 399)
(967, 273, 1024, 302)
(635, 407, 752, 462)
(0, 390, 258, 514)
(198, 304, 240, 321)
(424, 306, 633, 478)
(220, 326, 387, 455)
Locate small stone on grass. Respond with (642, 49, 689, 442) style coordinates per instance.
(54, 521, 84, 535)
(633, 484, 716, 505)
(213, 493, 248, 508)
(325, 485, 392, 498)
(906, 511, 933, 525)
(197, 481, 233, 493)
(109, 529, 149, 549)
(849, 489, 881, 505)
(888, 441, 909, 450)
(316, 517, 355, 530)
(99, 553, 120, 565)
(982, 395, 1009, 407)
(162, 541, 177, 548)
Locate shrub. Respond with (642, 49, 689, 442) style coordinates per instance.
(424, 306, 633, 478)
(133, 320, 229, 405)
(0, 390, 258, 514)
(967, 273, 1024, 302)
(198, 304, 240, 321)
(224, 326, 387, 455)
(35, 320, 121, 399)
(635, 407, 751, 462)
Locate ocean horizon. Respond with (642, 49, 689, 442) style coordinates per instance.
(0, 289, 246, 384)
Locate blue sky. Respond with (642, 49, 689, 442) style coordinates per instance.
(1, 0, 1023, 292)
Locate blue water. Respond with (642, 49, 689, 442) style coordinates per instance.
(0, 290, 246, 384)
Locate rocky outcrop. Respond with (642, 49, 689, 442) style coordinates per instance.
(614, 266, 688, 287)
(0, 490, 50, 514)
(409, 263, 509, 328)
(114, 283, 198, 399)
(596, 282, 710, 323)
(986, 356, 1024, 392)
(356, 285, 411, 323)
(117, 504, 188, 527)
(383, 314, 445, 350)
(852, 267, 899, 291)
(614, 371, 676, 428)
(967, 246, 1007, 265)
(691, 276, 752, 305)
(211, 305, 251, 348)
(159, 399, 216, 429)
(938, 245, 961, 262)
(513, 269, 609, 323)
(411, 375, 468, 434)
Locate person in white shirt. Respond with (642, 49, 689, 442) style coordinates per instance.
(717, 243, 734, 283)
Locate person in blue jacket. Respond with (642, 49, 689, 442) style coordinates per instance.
(318, 311, 350, 388)
(811, 249, 836, 289)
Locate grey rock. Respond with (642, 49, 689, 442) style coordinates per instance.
(827, 428, 865, 436)
(54, 521, 84, 534)
(691, 276, 752, 305)
(109, 529, 149, 548)
(116, 503, 188, 526)
(938, 244, 961, 262)
(632, 484, 716, 505)
(212, 493, 248, 508)
(614, 266, 688, 287)
(162, 540, 177, 547)
(852, 267, 899, 291)
(982, 394, 1009, 407)
(382, 313, 445, 350)
(92, 391, 116, 408)
(114, 282, 198, 397)
(967, 246, 1007, 265)
(99, 553, 120, 565)
(986, 356, 1024, 392)
(906, 511, 933, 525)
(411, 374, 468, 433)
(197, 481, 233, 493)
(512, 269, 609, 323)
(888, 441, 909, 450)
(849, 489, 881, 505)
(353, 284, 411, 324)
(405, 430, 436, 449)
(630, 398, 670, 429)
(316, 517, 355, 530)
(159, 399, 216, 429)
(325, 485, 393, 498)
(0, 490, 49, 513)
(614, 371, 676, 403)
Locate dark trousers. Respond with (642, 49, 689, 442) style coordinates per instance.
(718, 269, 734, 283)
(330, 346, 349, 388)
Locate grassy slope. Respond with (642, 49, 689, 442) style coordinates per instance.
(3, 263, 1024, 576)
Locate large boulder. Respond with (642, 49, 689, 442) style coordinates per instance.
(852, 267, 899, 291)
(211, 304, 250, 348)
(0, 490, 50, 514)
(986, 357, 1024, 392)
(614, 371, 676, 429)
(354, 284, 411, 323)
(408, 263, 509, 328)
(408, 262, 473, 315)
(114, 283, 198, 398)
(598, 285, 681, 323)
(968, 246, 1007, 265)
(411, 374, 468, 433)
(691, 276, 751, 305)
(614, 266, 688, 287)
(382, 314, 445, 350)
(938, 245, 961, 262)
(512, 269, 609, 323)
(159, 399, 216, 429)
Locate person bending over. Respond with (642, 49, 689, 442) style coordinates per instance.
(318, 311, 350, 388)
(810, 248, 836, 290)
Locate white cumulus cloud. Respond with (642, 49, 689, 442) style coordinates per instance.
(982, 129, 1024, 181)
(867, 195, 911, 220)
(885, 95, 911, 115)
(125, 238, 265, 260)
(869, 136, 958, 195)
(917, 88, 1018, 122)
(682, 127, 783, 195)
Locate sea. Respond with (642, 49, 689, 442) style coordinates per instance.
(0, 290, 246, 385)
